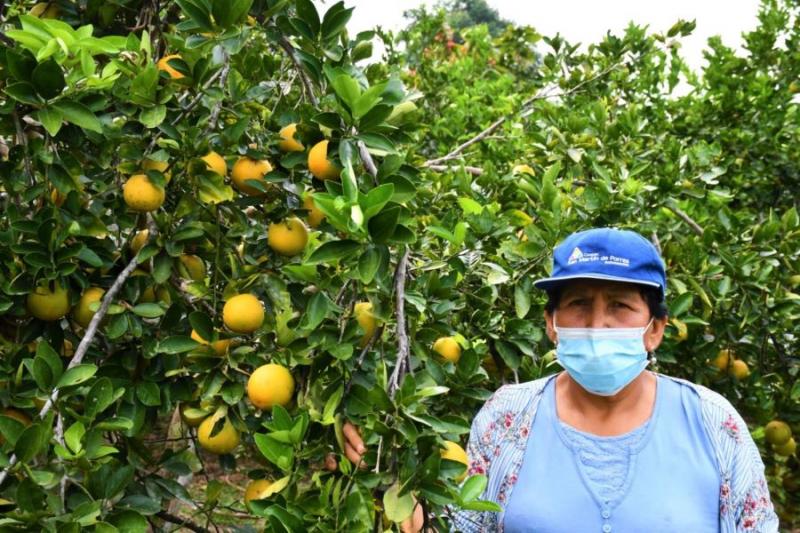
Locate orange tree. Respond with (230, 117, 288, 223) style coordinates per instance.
(0, 0, 799, 531)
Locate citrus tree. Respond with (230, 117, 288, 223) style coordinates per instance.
(0, 0, 798, 531)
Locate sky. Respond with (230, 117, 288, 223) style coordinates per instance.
(330, 0, 763, 75)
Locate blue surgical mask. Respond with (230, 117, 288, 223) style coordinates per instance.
(553, 313, 654, 396)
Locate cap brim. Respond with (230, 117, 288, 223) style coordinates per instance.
(532, 274, 662, 292)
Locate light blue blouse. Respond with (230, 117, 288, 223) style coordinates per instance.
(502, 375, 721, 532)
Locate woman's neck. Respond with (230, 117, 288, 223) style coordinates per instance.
(555, 370, 657, 436)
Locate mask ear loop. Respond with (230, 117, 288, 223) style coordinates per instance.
(644, 317, 657, 367)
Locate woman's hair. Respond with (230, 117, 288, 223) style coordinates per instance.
(544, 285, 669, 319)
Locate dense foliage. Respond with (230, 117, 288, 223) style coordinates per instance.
(0, 0, 797, 531)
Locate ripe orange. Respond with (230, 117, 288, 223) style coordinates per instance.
(440, 441, 469, 482)
(73, 287, 105, 328)
(433, 336, 461, 364)
(222, 294, 265, 333)
(247, 364, 295, 409)
(267, 217, 308, 256)
(201, 151, 227, 176)
(27, 282, 71, 321)
(303, 193, 325, 228)
(123, 174, 165, 212)
(197, 411, 240, 455)
(730, 359, 750, 380)
(278, 123, 305, 152)
(308, 140, 340, 180)
(157, 54, 185, 79)
(231, 157, 273, 196)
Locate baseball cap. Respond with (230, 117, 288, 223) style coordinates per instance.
(533, 228, 667, 298)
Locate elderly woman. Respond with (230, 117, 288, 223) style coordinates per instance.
(346, 228, 779, 532)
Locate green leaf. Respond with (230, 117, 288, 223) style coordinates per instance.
(669, 292, 694, 317)
(368, 206, 400, 243)
(460, 475, 488, 502)
(212, 0, 253, 29)
(330, 74, 360, 110)
(157, 336, 200, 354)
(307, 240, 361, 264)
(52, 101, 103, 133)
(175, 0, 214, 32)
(31, 58, 65, 99)
(131, 303, 165, 318)
(321, 2, 353, 41)
(295, 0, 321, 36)
(300, 292, 332, 331)
(339, 139, 358, 203)
(136, 382, 161, 407)
(64, 421, 85, 454)
(458, 197, 483, 215)
(360, 184, 395, 220)
(514, 284, 531, 319)
(139, 104, 166, 128)
(188, 311, 214, 344)
(56, 364, 97, 388)
(0, 416, 28, 448)
(383, 483, 415, 523)
(85, 378, 116, 418)
(197, 173, 234, 204)
(37, 107, 63, 136)
(15, 424, 47, 463)
(253, 433, 294, 471)
(357, 247, 380, 284)
(4, 81, 43, 105)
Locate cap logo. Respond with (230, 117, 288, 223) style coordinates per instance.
(566, 246, 630, 267)
(567, 247, 584, 265)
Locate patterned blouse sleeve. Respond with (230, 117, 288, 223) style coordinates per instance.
(701, 388, 780, 532)
(449, 385, 512, 533)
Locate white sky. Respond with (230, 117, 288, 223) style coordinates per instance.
(330, 0, 763, 74)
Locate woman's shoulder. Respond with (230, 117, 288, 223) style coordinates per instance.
(657, 373, 747, 431)
(477, 375, 554, 418)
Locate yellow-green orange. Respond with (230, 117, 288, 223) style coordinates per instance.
(774, 437, 797, 457)
(247, 364, 295, 410)
(245, 479, 276, 504)
(191, 329, 231, 356)
(223, 294, 264, 333)
(27, 282, 70, 321)
(440, 441, 469, 482)
(157, 54, 184, 79)
(201, 151, 227, 176)
(354, 301, 377, 347)
(179, 254, 205, 282)
(268, 217, 308, 256)
(303, 193, 325, 228)
(278, 123, 304, 152)
(231, 157, 272, 196)
(197, 412, 240, 454)
(712, 349, 731, 372)
(308, 140, 340, 180)
(142, 158, 171, 183)
(73, 287, 104, 328)
(130, 229, 149, 254)
(140, 286, 171, 304)
(433, 336, 461, 364)
(730, 359, 750, 380)
(123, 174, 165, 212)
(765, 420, 792, 446)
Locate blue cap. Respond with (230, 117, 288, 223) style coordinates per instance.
(533, 228, 667, 298)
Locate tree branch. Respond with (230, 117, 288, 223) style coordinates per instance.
(278, 36, 319, 107)
(155, 511, 209, 533)
(666, 204, 704, 236)
(388, 247, 410, 399)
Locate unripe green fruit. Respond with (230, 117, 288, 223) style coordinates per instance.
(765, 420, 792, 446)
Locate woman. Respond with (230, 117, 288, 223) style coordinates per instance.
(346, 228, 779, 532)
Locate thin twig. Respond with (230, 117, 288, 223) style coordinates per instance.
(12, 108, 33, 185)
(425, 164, 484, 176)
(0, 219, 156, 487)
(278, 36, 319, 107)
(423, 62, 623, 168)
(170, 275, 215, 314)
(155, 511, 208, 533)
(650, 231, 662, 254)
(666, 204, 704, 236)
(388, 247, 410, 399)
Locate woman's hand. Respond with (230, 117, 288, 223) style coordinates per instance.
(341, 421, 426, 531)
(342, 420, 367, 467)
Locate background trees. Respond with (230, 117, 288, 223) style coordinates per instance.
(0, 0, 797, 530)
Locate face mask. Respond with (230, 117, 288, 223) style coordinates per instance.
(553, 313, 654, 397)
